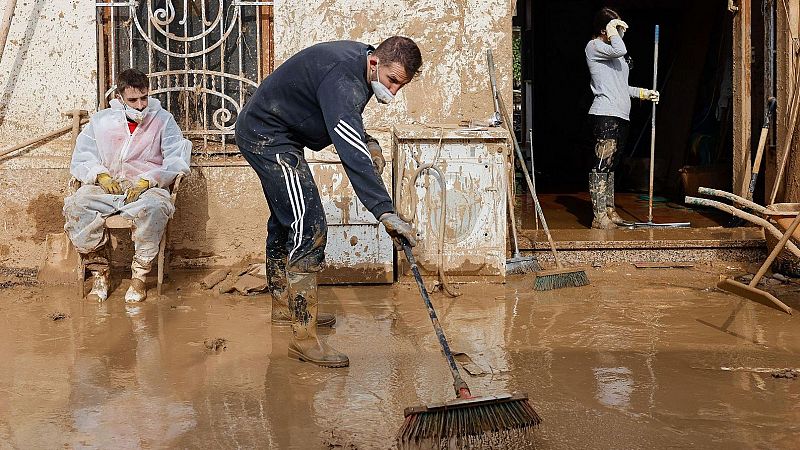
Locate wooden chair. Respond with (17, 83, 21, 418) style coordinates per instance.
(72, 174, 184, 298)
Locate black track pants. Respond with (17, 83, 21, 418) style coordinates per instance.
(239, 147, 327, 273)
(590, 114, 630, 173)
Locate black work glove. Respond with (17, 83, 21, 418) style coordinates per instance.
(379, 213, 417, 248)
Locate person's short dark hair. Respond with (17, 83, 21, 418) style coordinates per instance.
(116, 68, 149, 94)
(374, 36, 422, 80)
(593, 7, 621, 37)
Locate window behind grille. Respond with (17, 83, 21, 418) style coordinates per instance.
(96, 1, 274, 157)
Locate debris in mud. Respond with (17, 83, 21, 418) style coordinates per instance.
(204, 338, 227, 352)
(0, 268, 38, 289)
(771, 273, 789, 283)
(633, 261, 694, 269)
(323, 430, 358, 449)
(735, 274, 761, 284)
(771, 369, 799, 379)
(213, 264, 267, 295)
(200, 269, 230, 289)
(48, 312, 69, 321)
(169, 305, 193, 311)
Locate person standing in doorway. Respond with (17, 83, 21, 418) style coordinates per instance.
(235, 37, 421, 368)
(585, 7, 660, 229)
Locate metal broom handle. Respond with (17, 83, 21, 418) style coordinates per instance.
(402, 242, 470, 397)
(648, 25, 659, 224)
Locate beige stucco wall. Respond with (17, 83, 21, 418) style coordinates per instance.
(0, 1, 512, 270)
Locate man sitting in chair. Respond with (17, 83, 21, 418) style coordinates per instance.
(63, 68, 191, 303)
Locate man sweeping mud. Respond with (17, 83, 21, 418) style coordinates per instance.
(236, 37, 421, 368)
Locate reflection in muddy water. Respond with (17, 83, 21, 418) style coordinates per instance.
(593, 367, 633, 409)
(1, 264, 799, 449)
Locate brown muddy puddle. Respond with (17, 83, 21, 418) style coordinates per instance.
(1, 264, 799, 449)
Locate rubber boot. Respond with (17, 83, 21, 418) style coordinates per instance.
(590, 172, 618, 229)
(125, 258, 149, 303)
(87, 270, 109, 302)
(84, 249, 109, 302)
(268, 257, 335, 327)
(286, 271, 349, 368)
(605, 172, 627, 225)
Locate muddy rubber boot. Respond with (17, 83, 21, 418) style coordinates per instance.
(84, 249, 110, 302)
(86, 270, 109, 302)
(590, 172, 618, 230)
(605, 172, 627, 225)
(286, 271, 349, 368)
(268, 257, 335, 327)
(125, 259, 149, 303)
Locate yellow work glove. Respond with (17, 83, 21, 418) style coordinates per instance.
(96, 173, 122, 195)
(125, 178, 151, 204)
(641, 89, 660, 103)
(606, 19, 628, 39)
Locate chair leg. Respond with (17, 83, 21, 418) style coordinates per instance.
(78, 260, 85, 299)
(157, 234, 166, 296)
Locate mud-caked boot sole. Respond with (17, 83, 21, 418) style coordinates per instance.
(592, 216, 619, 230)
(287, 342, 349, 368)
(124, 279, 147, 303)
(272, 311, 336, 327)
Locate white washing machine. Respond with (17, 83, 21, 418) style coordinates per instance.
(392, 125, 509, 283)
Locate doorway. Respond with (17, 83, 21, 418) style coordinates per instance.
(513, 0, 750, 229)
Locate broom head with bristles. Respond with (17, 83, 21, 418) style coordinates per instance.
(533, 267, 589, 291)
(396, 392, 541, 445)
(506, 254, 541, 275)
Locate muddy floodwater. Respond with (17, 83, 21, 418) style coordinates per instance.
(1, 263, 799, 449)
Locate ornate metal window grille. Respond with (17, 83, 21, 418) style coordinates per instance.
(95, 1, 274, 156)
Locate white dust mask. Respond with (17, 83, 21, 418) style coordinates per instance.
(121, 99, 145, 123)
(371, 64, 395, 104)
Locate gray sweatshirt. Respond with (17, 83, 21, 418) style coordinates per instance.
(585, 36, 644, 121)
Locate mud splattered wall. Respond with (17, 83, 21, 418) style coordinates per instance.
(0, 1, 512, 270)
(0, 1, 97, 268)
(274, 0, 514, 128)
(0, 1, 97, 140)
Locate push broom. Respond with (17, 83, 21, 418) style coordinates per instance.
(396, 241, 541, 445)
(486, 49, 541, 275)
(493, 81, 589, 290)
(634, 25, 689, 228)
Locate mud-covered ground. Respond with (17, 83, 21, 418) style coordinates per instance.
(1, 263, 799, 449)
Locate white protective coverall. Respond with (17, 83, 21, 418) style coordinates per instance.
(63, 98, 191, 269)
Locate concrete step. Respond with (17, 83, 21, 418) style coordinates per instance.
(517, 227, 765, 265)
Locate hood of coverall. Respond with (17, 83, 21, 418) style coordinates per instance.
(71, 97, 191, 187)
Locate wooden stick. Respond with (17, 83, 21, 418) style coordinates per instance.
(742, 98, 777, 199)
(769, 55, 800, 204)
(684, 195, 800, 258)
(749, 212, 800, 287)
(697, 187, 771, 215)
(0, 117, 88, 159)
(648, 25, 660, 224)
(0, 0, 19, 64)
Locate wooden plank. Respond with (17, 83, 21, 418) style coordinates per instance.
(96, 7, 111, 108)
(259, 5, 274, 78)
(732, 1, 752, 198)
(633, 262, 695, 269)
(772, 1, 800, 202)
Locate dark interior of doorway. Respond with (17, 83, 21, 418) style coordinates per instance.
(511, 0, 763, 229)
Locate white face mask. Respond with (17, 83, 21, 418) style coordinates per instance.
(370, 64, 395, 104)
(618, 29, 625, 39)
(119, 96, 146, 123)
